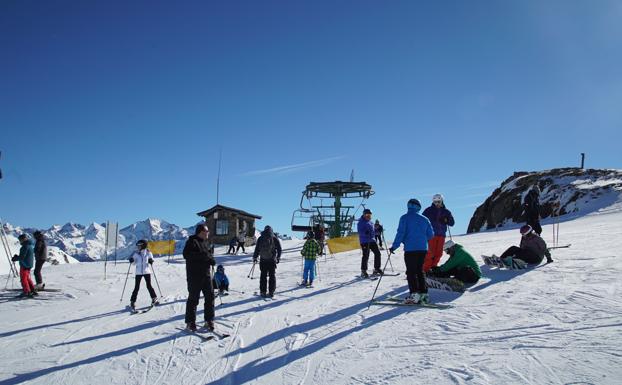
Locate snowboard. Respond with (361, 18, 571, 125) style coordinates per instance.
(425, 276, 465, 293)
(482, 255, 527, 270)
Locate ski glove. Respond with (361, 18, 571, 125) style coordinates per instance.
(389, 247, 396, 254)
(253, 258, 258, 263)
(148, 258, 154, 264)
(128, 257, 134, 263)
(12, 254, 19, 262)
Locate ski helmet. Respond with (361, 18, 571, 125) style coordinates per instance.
(17, 233, 29, 242)
(520, 225, 532, 235)
(443, 240, 456, 251)
(217, 264, 224, 273)
(362, 208, 372, 216)
(136, 239, 148, 249)
(432, 194, 444, 203)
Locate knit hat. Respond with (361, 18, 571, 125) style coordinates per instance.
(362, 209, 372, 215)
(407, 199, 421, 210)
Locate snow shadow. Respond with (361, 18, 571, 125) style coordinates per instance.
(469, 265, 534, 292)
(211, 288, 410, 385)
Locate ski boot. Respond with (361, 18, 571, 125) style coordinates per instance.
(204, 320, 215, 331)
(151, 297, 159, 306)
(360, 270, 369, 279)
(404, 293, 420, 304)
(186, 322, 197, 332)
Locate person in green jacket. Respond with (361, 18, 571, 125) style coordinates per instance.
(300, 231, 321, 287)
(11, 234, 37, 297)
(428, 240, 481, 284)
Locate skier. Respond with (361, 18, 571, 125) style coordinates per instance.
(389, 199, 434, 304)
(428, 240, 481, 284)
(252, 225, 282, 298)
(357, 208, 383, 278)
(523, 186, 542, 235)
(33, 230, 47, 290)
(422, 194, 455, 272)
(236, 230, 246, 254)
(128, 239, 159, 310)
(300, 230, 321, 287)
(313, 224, 326, 255)
(374, 220, 384, 249)
(183, 224, 216, 331)
(213, 265, 230, 295)
(226, 236, 237, 255)
(12, 234, 36, 297)
(498, 225, 552, 265)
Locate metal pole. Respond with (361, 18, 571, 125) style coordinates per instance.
(381, 233, 395, 272)
(367, 250, 396, 309)
(247, 260, 256, 279)
(315, 259, 321, 282)
(0, 219, 18, 277)
(114, 225, 118, 266)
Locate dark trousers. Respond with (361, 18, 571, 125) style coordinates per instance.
(526, 217, 542, 235)
(227, 245, 236, 254)
(361, 242, 382, 271)
(431, 266, 480, 284)
(236, 242, 246, 254)
(185, 263, 215, 324)
(130, 274, 157, 302)
(34, 259, 45, 285)
(404, 251, 427, 294)
(500, 246, 543, 264)
(374, 235, 383, 247)
(259, 260, 277, 295)
(212, 278, 229, 292)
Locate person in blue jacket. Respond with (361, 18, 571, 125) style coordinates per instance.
(12, 234, 36, 297)
(213, 265, 230, 295)
(389, 199, 434, 304)
(357, 208, 382, 278)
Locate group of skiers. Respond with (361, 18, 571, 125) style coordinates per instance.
(9, 186, 553, 331)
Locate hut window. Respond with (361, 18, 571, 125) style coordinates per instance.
(216, 219, 229, 235)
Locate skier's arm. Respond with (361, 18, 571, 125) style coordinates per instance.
(425, 219, 434, 241)
(391, 217, 406, 251)
(445, 209, 455, 226)
(274, 237, 282, 259)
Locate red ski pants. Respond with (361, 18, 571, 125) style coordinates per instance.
(423, 236, 445, 272)
(20, 267, 35, 294)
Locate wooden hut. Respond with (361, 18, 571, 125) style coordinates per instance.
(197, 205, 262, 246)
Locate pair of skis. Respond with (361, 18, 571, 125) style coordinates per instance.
(178, 327, 231, 342)
(372, 296, 452, 309)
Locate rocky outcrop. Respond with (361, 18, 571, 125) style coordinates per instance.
(467, 168, 622, 233)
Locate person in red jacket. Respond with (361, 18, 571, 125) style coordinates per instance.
(422, 194, 454, 272)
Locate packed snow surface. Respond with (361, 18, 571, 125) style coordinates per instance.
(1, 211, 621, 384)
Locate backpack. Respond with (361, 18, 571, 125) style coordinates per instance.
(257, 235, 275, 261)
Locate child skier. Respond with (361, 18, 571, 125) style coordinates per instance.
(213, 265, 230, 295)
(128, 239, 159, 310)
(301, 231, 321, 287)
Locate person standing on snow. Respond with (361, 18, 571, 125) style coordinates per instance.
(374, 220, 384, 249)
(183, 224, 216, 331)
(428, 240, 481, 285)
(422, 194, 455, 272)
(389, 199, 434, 304)
(523, 186, 542, 236)
(236, 230, 247, 254)
(300, 230, 321, 287)
(357, 208, 383, 278)
(253, 225, 282, 298)
(12, 234, 36, 297)
(33, 230, 48, 290)
(128, 239, 159, 310)
(226, 236, 237, 255)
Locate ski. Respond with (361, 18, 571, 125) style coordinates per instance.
(128, 305, 154, 314)
(384, 296, 452, 309)
(425, 276, 465, 293)
(356, 275, 379, 281)
(5, 288, 62, 292)
(177, 327, 216, 341)
(372, 299, 452, 309)
(209, 329, 231, 339)
(254, 292, 275, 301)
(548, 244, 571, 250)
(379, 273, 401, 277)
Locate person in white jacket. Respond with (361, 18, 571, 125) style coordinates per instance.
(129, 240, 158, 310)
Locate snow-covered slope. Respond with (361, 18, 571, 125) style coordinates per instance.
(1, 210, 621, 384)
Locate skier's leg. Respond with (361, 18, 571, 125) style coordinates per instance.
(403, 252, 417, 294)
(185, 265, 201, 324)
(413, 251, 427, 294)
(259, 261, 268, 294)
(130, 275, 143, 303)
(499, 246, 522, 260)
(144, 274, 157, 299)
(34, 260, 44, 285)
(202, 271, 215, 322)
(370, 242, 382, 271)
(360, 243, 370, 272)
(268, 261, 276, 295)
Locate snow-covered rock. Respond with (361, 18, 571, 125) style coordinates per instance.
(468, 168, 622, 233)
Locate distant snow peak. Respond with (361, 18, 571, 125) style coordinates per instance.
(468, 168, 622, 233)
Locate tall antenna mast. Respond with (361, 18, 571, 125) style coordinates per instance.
(216, 148, 222, 204)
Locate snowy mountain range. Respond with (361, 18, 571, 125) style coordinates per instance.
(467, 168, 622, 233)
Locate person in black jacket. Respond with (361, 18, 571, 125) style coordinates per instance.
(253, 225, 282, 298)
(523, 187, 542, 235)
(183, 224, 216, 331)
(33, 231, 47, 290)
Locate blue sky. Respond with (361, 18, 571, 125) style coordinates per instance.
(1, 0, 621, 239)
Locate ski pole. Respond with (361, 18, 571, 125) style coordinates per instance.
(150, 263, 163, 298)
(120, 262, 132, 302)
(212, 265, 222, 306)
(381, 233, 395, 272)
(368, 249, 395, 309)
(315, 259, 321, 282)
(447, 226, 453, 241)
(247, 260, 256, 279)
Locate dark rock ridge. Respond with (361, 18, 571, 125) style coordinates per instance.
(467, 168, 622, 233)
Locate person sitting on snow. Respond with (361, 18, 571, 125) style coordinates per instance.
(428, 240, 481, 284)
(213, 265, 230, 295)
(498, 225, 552, 265)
